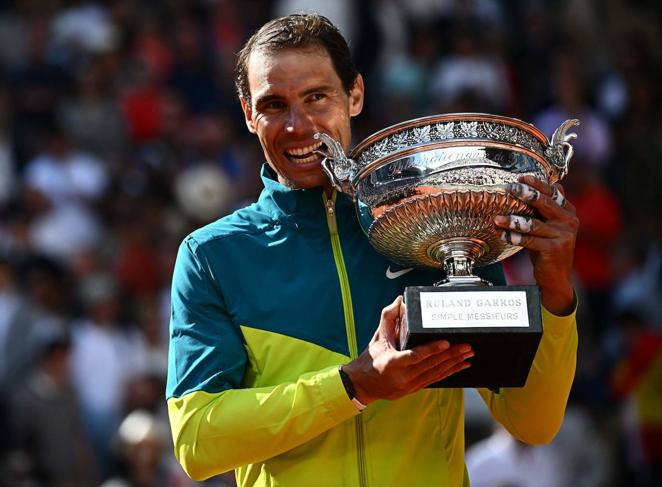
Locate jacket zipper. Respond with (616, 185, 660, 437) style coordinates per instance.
(323, 192, 368, 487)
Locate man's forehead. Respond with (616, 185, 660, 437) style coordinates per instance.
(248, 44, 328, 63)
(248, 45, 333, 76)
(246, 46, 338, 97)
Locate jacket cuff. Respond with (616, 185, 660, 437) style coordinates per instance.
(541, 291, 578, 338)
(316, 364, 361, 423)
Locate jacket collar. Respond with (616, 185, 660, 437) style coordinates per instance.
(258, 164, 353, 222)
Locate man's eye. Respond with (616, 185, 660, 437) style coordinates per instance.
(262, 101, 285, 111)
(309, 93, 326, 102)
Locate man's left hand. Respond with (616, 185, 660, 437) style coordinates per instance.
(494, 175, 579, 315)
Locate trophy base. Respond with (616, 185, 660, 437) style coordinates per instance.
(400, 285, 542, 388)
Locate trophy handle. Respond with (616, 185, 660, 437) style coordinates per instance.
(545, 119, 580, 181)
(314, 132, 357, 197)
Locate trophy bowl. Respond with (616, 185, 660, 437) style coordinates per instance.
(316, 113, 579, 283)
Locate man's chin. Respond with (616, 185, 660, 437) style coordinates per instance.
(278, 174, 331, 191)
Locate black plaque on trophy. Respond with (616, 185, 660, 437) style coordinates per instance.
(400, 285, 543, 389)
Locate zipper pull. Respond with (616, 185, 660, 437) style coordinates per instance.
(325, 195, 338, 235)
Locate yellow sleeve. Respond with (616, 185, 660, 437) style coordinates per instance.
(477, 301, 578, 444)
(167, 365, 359, 481)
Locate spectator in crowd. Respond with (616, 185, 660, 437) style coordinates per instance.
(2, 256, 72, 392)
(23, 127, 109, 206)
(101, 410, 190, 487)
(9, 17, 71, 164)
(0, 86, 15, 205)
(467, 405, 610, 487)
(533, 50, 612, 169)
(6, 331, 97, 487)
(611, 311, 662, 487)
(466, 423, 563, 487)
(57, 56, 127, 162)
(563, 160, 623, 337)
(0, 257, 33, 394)
(429, 23, 513, 113)
(70, 272, 149, 477)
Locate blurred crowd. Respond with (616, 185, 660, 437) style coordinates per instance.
(0, 1, 660, 486)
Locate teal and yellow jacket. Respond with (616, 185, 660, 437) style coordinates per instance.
(166, 166, 578, 486)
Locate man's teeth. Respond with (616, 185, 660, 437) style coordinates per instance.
(286, 141, 323, 160)
(290, 153, 319, 164)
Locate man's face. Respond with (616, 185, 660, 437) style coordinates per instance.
(241, 47, 364, 191)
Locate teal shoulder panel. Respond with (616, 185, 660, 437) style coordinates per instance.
(167, 237, 247, 398)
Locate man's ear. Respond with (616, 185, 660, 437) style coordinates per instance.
(349, 74, 365, 118)
(240, 97, 257, 134)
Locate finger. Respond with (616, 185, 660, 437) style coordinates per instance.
(499, 231, 571, 252)
(411, 344, 473, 374)
(412, 353, 473, 389)
(514, 177, 577, 213)
(399, 339, 451, 365)
(507, 182, 572, 220)
(507, 181, 543, 202)
(494, 215, 558, 238)
(500, 230, 523, 246)
(382, 295, 403, 317)
(501, 214, 533, 233)
(517, 175, 554, 196)
(423, 361, 471, 387)
(551, 184, 566, 208)
(379, 295, 403, 344)
(420, 361, 472, 388)
(548, 182, 576, 212)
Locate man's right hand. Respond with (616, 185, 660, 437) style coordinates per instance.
(342, 296, 474, 405)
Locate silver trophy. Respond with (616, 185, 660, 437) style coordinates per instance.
(316, 113, 579, 387)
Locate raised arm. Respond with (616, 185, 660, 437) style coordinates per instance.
(484, 175, 580, 443)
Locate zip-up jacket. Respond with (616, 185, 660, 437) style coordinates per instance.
(166, 166, 578, 486)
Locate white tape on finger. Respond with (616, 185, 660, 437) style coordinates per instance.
(552, 185, 566, 207)
(508, 182, 541, 202)
(500, 230, 522, 246)
(509, 215, 533, 233)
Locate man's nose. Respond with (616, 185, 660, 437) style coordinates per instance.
(285, 105, 316, 134)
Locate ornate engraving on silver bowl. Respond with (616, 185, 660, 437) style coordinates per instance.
(355, 119, 546, 170)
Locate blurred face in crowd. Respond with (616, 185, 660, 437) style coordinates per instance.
(240, 47, 364, 192)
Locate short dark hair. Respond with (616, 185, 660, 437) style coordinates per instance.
(235, 13, 358, 104)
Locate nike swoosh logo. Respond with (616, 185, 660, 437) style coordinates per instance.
(386, 266, 414, 279)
